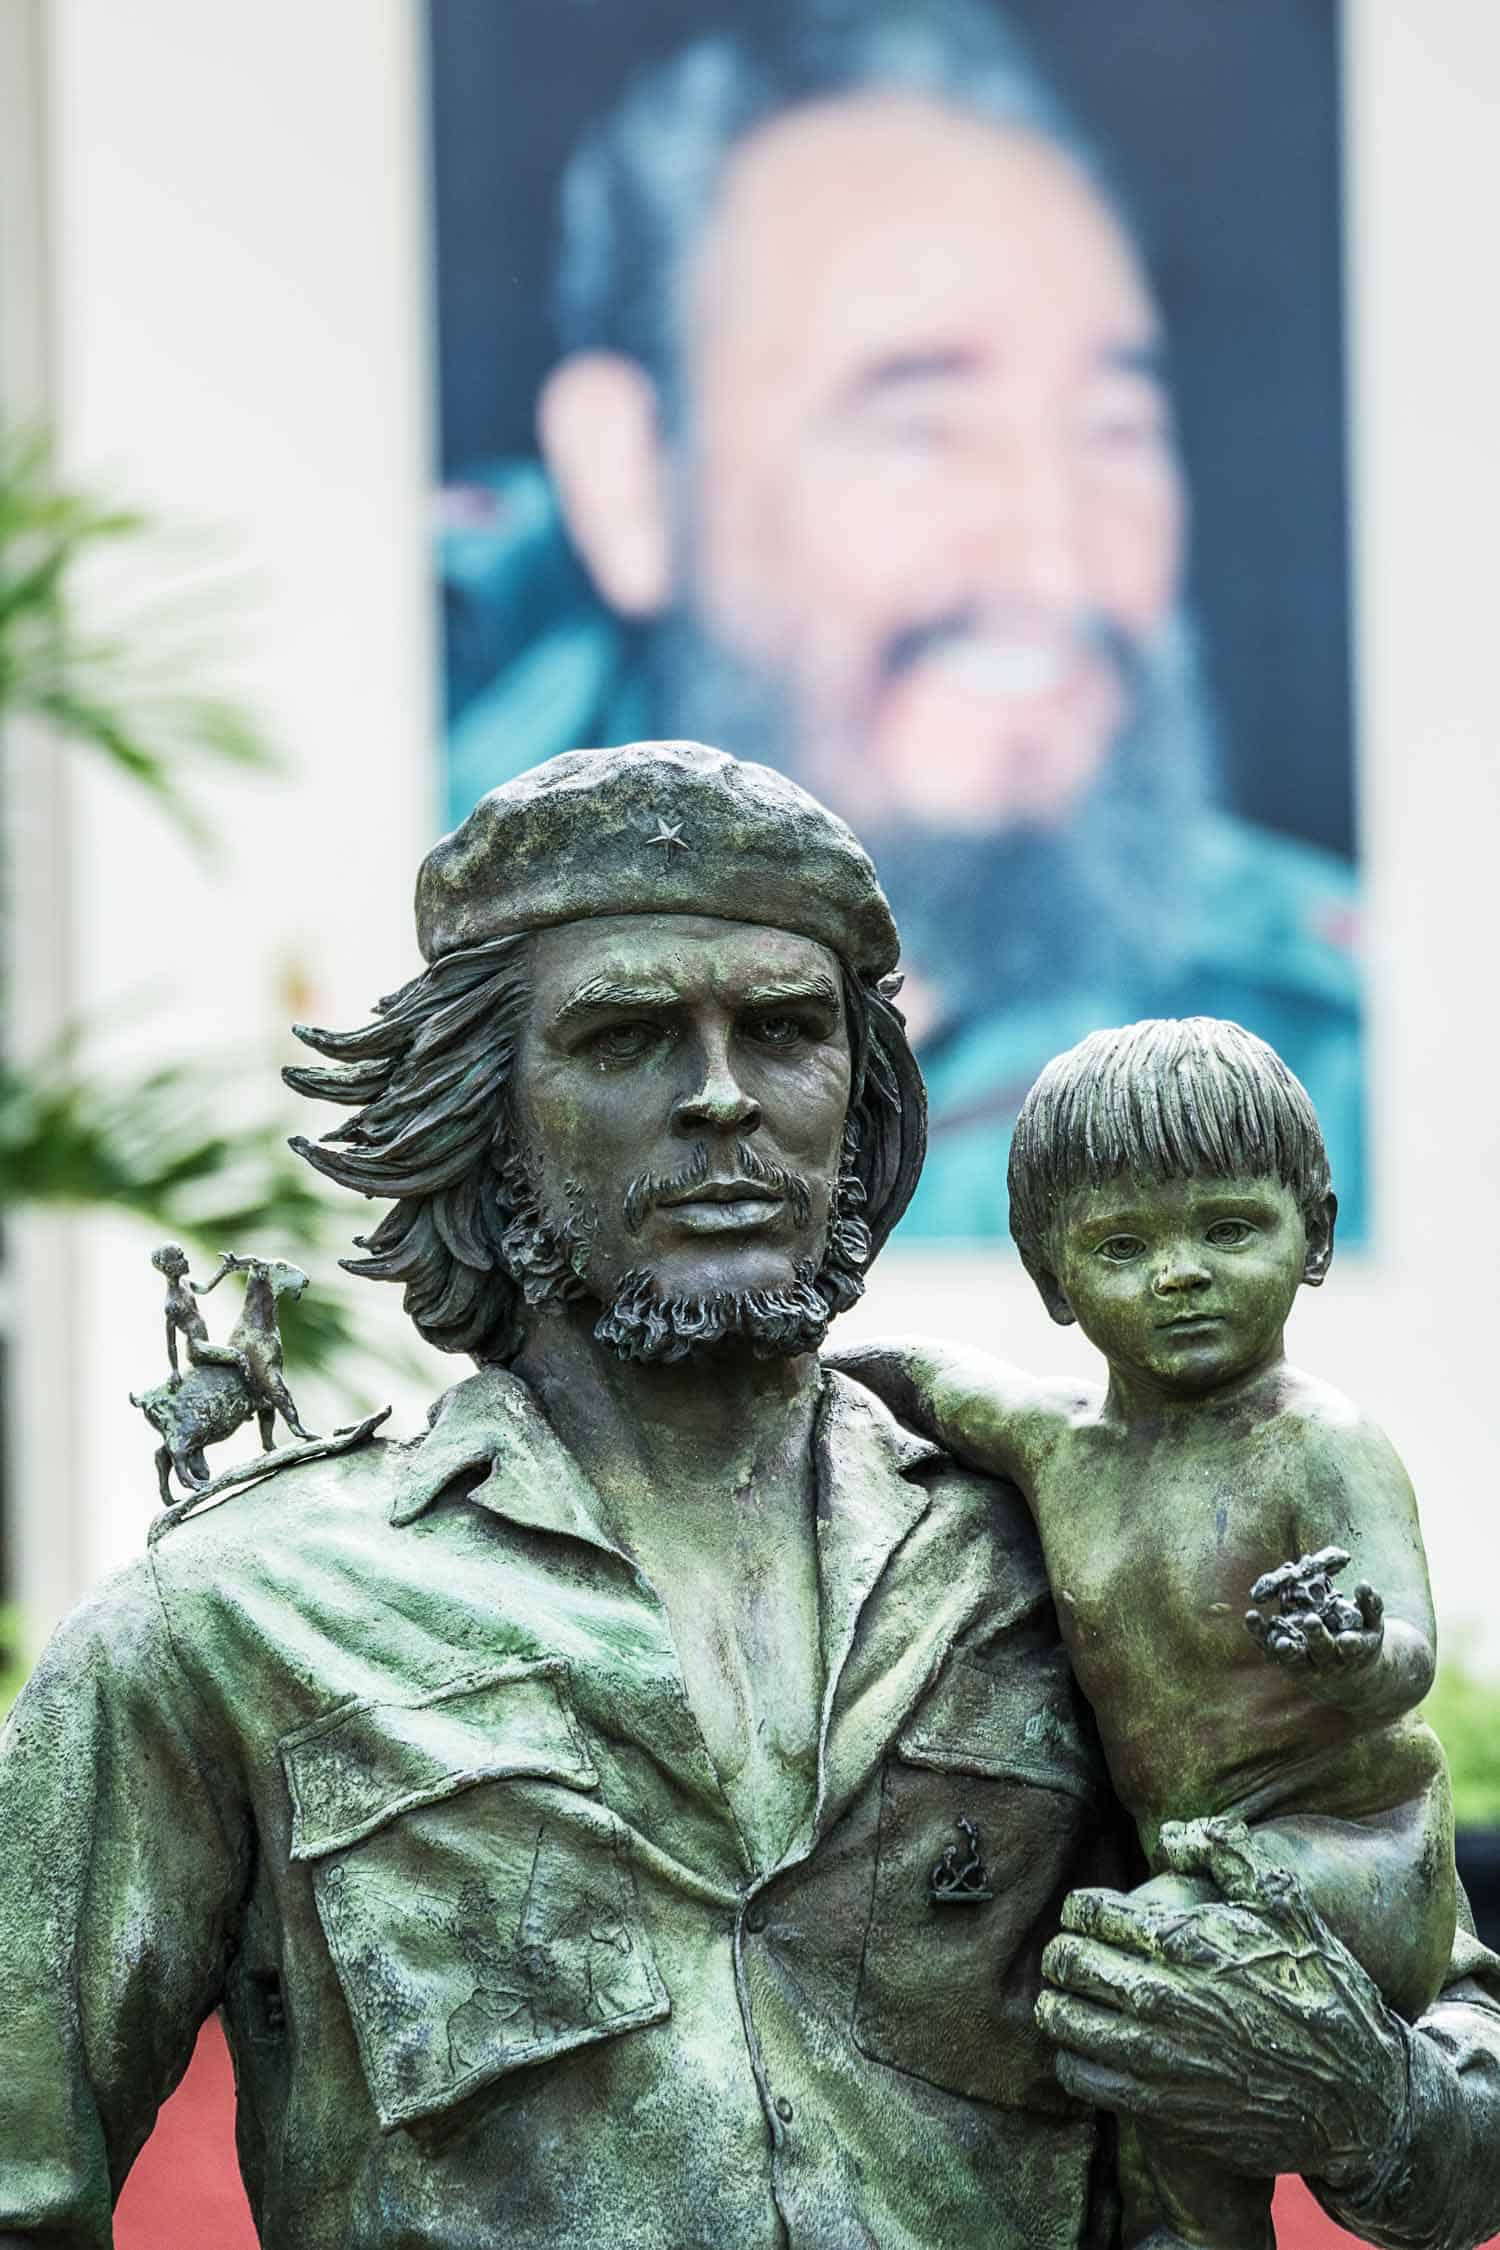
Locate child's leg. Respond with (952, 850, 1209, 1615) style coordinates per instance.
(1248, 1764, 1455, 2022)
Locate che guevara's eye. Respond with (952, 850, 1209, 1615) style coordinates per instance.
(746, 1013, 806, 1049)
(1096, 1235, 1146, 1263)
(588, 1022, 658, 1067)
(1205, 1219, 1255, 1247)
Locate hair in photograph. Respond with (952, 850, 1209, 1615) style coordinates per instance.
(554, 0, 1114, 428)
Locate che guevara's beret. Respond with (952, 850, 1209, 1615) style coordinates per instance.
(415, 741, 900, 978)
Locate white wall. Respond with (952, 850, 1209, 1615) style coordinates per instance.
(9, 0, 1500, 1662)
(9, 0, 449, 1628)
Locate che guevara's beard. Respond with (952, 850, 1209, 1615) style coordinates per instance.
(492, 1137, 872, 1364)
(640, 603, 1220, 1023)
(592, 1264, 835, 1365)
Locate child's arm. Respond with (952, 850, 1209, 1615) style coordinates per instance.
(1244, 1414, 1436, 1721)
(827, 1335, 1089, 1490)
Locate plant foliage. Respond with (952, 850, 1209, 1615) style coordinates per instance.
(1426, 1648, 1500, 1829)
(0, 435, 374, 1393)
(1, 430, 275, 838)
(0, 1036, 377, 1378)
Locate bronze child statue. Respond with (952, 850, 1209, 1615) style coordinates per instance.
(843, 1016, 1453, 2250)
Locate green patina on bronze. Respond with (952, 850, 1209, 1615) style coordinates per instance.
(1, 746, 1498, 2249)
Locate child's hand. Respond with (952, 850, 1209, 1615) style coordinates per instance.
(1244, 1548, 1386, 1701)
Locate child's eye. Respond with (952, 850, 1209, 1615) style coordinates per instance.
(1096, 1234, 1146, 1263)
(1205, 1219, 1255, 1247)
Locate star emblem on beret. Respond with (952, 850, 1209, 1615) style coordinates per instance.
(646, 818, 688, 858)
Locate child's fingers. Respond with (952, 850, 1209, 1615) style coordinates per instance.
(1295, 1614, 1339, 1668)
(1354, 1581, 1384, 1631)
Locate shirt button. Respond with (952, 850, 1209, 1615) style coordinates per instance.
(746, 1905, 767, 1933)
(775, 2097, 794, 2124)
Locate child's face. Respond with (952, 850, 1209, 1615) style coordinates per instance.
(1039, 1173, 1329, 1399)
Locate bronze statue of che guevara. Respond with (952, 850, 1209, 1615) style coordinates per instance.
(0, 741, 1497, 2249)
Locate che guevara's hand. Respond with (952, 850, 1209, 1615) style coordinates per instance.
(1036, 1817, 1411, 2189)
(1244, 1547, 1386, 1704)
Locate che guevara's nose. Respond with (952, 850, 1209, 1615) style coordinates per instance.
(671, 1029, 762, 1139)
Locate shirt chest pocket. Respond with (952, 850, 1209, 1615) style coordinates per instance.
(853, 1644, 1105, 2114)
(280, 1661, 669, 2133)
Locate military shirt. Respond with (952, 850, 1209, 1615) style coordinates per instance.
(3, 1370, 1500, 2249)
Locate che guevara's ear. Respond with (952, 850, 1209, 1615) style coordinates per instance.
(537, 352, 672, 618)
(1301, 1190, 1338, 1287)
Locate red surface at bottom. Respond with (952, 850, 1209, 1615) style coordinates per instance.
(117, 2019, 1495, 2249)
(115, 2019, 256, 2247)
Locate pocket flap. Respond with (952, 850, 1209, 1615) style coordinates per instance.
(281, 1660, 599, 1860)
(897, 1646, 1099, 1803)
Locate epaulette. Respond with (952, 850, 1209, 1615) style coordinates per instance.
(147, 1409, 391, 1547)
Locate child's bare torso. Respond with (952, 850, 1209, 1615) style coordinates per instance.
(1022, 1363, 1434, 1846)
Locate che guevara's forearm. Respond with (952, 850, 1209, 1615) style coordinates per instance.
(1315, 1982, 1500, 2250)
(0, 1567, 243, 2239)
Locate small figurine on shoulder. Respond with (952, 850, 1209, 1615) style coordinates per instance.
(132, 1246, 316, 1505)
(151, 1241, 250, 1390)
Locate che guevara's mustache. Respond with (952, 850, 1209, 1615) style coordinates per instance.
(623, 1139, 814, 1235)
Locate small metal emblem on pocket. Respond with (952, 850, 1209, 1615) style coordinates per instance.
(929, 1814, 994, 1905)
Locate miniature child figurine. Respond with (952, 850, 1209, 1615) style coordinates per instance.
(151, 1241, 251, 1388)
(841, 1017, 1453, 2250)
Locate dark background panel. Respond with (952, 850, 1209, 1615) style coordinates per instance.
(427, 0, 1353, 858)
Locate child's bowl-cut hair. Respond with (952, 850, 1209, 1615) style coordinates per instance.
(1007, 1017, 1332, 1275)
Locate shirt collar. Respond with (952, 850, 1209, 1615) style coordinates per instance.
(390, 1362, 944, 1582)
(390, 1366, 611, 1547)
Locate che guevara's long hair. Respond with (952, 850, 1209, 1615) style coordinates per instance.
(286, 933, 926, 1364)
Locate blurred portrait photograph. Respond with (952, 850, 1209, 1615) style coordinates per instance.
(429, 0, 1362, 1243)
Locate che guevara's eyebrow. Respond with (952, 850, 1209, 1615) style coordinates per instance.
(549, 969, 842, 1035)
(832, 334, 1170, 415)
(549, 979, 682, 1034)
(739, 972, 842, 1012)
